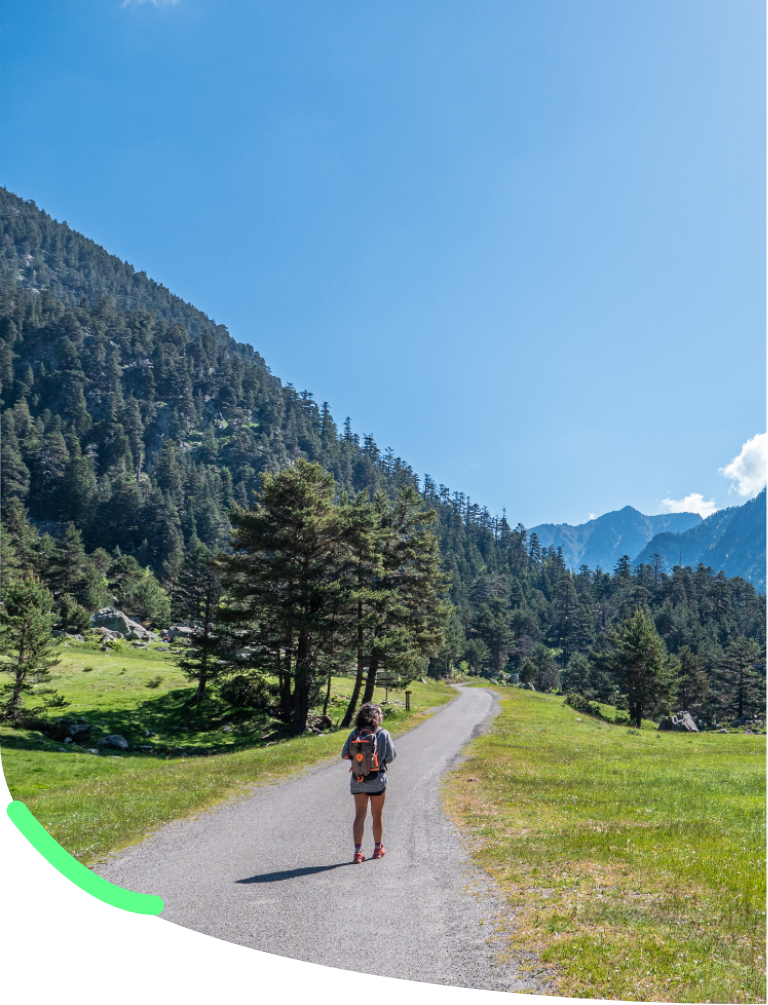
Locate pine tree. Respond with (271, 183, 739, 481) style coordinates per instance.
(0, 412, 30, 504)
(170, 543, 224, 704)
(716, 637, 765, 719)
(221, 459, 350, 734)
(359, 486, 449, 705)
(596, 609, 675, 727)
(0, 578, 63, 720)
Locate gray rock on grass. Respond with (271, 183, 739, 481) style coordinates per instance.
(658, 711, 699, 732)
(91, 607, 158, 641)
(97, 734, 130, 751)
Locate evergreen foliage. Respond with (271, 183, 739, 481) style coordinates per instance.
(0, 188, 764, 728)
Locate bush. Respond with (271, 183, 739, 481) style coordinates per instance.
(57, 594, 92, 634)
(218, 674, 271, 709)
(145, 675, 163, 689)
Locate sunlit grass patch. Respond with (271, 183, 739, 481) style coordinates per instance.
(443, 688, 766, 1003)
(1, 643, 455, 864)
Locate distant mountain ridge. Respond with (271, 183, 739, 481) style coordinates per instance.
(530, 507, 702, 573)
(635, 490, 766, 589)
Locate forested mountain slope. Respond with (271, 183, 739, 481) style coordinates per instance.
(0, 187, 764, 722)
(636, 491, 766, 590)
(530, 507, 702, 573)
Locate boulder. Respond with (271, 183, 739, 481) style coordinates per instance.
(658, 711, 699, 733)
(91, 607, 158, 642)
(308, 714, 333, 731)
(166, 625, 196, 641)
(97, 734, 129, 751)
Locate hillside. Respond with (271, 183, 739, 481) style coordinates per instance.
(0, 186, 764, 718)
(530, 506, 702, 573)
(635, 490, 766, 590)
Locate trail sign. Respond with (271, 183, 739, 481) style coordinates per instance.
(375, 671, 400, 702)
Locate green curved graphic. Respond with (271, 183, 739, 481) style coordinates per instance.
(6, 800, 164, 916)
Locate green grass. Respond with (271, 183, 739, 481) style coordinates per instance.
(1, 640, 455, 865)
(443, 688, 766, 1003)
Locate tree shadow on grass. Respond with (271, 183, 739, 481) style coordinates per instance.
(1, 688, 292, 758)
(237, 863, 352, 884)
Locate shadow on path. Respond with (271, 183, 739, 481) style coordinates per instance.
(237, 863, 352, 884)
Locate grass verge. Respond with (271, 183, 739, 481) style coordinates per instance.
(443, 687, 766, 1003)
(1, 640, 455, 865)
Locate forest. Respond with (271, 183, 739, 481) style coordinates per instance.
(0, 186, 765, 733)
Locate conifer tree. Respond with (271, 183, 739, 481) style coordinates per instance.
(170, 543, 224, 704)
(596, 609, 675, 727)
(221, 459, 350, 734)
(0, 578, 63, 720)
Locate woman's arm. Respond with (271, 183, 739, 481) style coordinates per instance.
(383, 731, 396, 764)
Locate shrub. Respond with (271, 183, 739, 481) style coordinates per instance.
(145, 675, 163, 689)
(218, 674, 270, 709)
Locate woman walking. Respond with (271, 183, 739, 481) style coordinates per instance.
(341, 702, 396, 863)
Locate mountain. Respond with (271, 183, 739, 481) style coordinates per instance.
(529, 507, 702, 573)
(1, 185, 764, 713)
(635, 490, 766, 589)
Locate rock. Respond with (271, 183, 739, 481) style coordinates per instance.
(91, 607, 158, 641)
(139, 745, 154, 751)
(130, 640, 149, 647)
(222, 725, 233, 733)
(658, 711, 699, 733)
(84, 748, 99, 755)
(166, 624, 196, 640)
(717, 728, 729, 733)
(63, 737, 73, 743)
(92, 626, 122, 641)
(45, 718, 92, 743)
(308, 714, 334, 730)
(97, 734, 129, 751)
(144, 730, 155, 737)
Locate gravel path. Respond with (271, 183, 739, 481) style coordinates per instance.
(96, 686, 549, 993)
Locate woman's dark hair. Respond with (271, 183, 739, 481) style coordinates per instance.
(355, 703, 383, 730)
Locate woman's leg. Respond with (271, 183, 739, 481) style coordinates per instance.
(369, 789, 386, 844)
(353, 793, 370, 845)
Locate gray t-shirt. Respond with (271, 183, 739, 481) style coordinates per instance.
(341, 727, 396, 794)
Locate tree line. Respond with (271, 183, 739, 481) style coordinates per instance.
(0, 190, 764, 733)
(1, 461, 448, 734)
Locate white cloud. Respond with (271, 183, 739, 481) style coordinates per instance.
(589, 513, 597, 521)
(719, 433, 768, 498)
(659, 493, 718, 518)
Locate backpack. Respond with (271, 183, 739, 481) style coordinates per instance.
(346, 727, 381, 783)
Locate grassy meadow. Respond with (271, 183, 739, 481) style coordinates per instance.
(0, 637, 455, 865)
(443, 687, 766, 1004)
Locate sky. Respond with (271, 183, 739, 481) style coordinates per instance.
(0, 0, 764, 528)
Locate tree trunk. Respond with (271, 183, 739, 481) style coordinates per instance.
(278, 644, 293, 721)
(361, 655, 380, 705)
(290, 670, 310, 734)
(322, 670, 332, 718)
(341, 599, 365, 728)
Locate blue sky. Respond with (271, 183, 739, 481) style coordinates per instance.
(1, 0, 764, 527)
